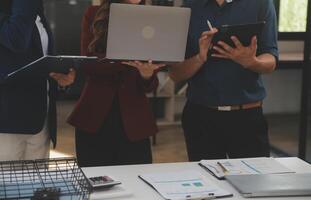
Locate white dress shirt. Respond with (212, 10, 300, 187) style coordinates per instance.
(36, 16, 49, 56)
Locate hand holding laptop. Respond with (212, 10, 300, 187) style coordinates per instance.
(50, 68, 76, 87)
(122, 60, 166, 80)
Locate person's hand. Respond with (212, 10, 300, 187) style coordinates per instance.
(197, 28, 218, 63)
(212, 36, 258, 69)
(122, 60, 166, 80)
(50, 68, 76, 87)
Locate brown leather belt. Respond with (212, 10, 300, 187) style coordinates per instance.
(209, 101, 262, 111)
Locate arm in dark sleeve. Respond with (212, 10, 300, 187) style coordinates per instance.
(80, 7, 128, 76)
(81, 61, 129, 77)
(0, 0, 40, 53)
(137, 71, 159, 94)
(80, 7, 93, 57)
(257, 0, 279, 62)
(0, 13, 7, 26)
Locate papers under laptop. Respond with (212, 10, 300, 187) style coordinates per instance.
(139, 170, 232, 200)
(226, 173, 311, 198)
(199, 157, 294, 180)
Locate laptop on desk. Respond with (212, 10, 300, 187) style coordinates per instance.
(226, 173, 311, 198)
(105, 3, 191, 63)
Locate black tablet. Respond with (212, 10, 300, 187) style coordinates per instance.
(4, 55, 98, 81)
(211, 21, 266, 49)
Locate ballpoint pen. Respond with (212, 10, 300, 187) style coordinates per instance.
(189, 196, 216, 200)
(183, 193, 216, 200)
(217, 162, 229, 174)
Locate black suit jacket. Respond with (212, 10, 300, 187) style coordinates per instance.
(0, 0, 57, 147)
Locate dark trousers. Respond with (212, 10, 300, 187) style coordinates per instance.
(182, 101, 270, 161)
(75, 99, 152, 167)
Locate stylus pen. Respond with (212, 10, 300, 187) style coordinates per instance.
(207, 20, 213, 31)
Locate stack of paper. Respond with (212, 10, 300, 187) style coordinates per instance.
(139, 170, 232, 200)
(199, 157, 295, 179)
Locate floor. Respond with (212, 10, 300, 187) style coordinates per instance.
(50, 101, 302, 162)
(268, 114, 300, 156)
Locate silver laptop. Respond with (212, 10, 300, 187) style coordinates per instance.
(106, 3, 191, 62)
(226, 173, 311, 198)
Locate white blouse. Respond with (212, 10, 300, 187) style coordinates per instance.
(35, 16, 49, 56)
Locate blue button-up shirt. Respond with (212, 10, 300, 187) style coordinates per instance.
(184, 0, 278, 106)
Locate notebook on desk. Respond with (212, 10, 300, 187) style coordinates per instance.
(226, 173, 311, 198)
(199, 157, 295, 180)
(139, 170, 232, 200)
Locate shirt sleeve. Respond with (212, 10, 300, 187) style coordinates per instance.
(137, 72, 159, 93)
(0, 13, 7, 26)
(257, 0, 279, 60)
(183, 1, 200, 60)
(80, 7, 94, 56)
(185, 34, 198, 59)
(0, 0, 40, 53)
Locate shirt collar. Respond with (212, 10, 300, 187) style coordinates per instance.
(205, 0, 236, 6)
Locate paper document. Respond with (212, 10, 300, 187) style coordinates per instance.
(90, 186, 133, 200)
(139, 170, 232, 200)
(199, 157, 295, 179)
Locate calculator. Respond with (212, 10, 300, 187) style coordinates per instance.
(88, 176, 121, 189)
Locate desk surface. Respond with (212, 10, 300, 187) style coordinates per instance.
(82, 157, 311, 200)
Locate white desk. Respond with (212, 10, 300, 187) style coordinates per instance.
(83, 157, 311, 200)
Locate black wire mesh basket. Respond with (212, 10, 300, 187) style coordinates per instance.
(0, 158, 91, 200)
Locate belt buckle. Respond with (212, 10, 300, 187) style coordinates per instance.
(217, 106, 232, 111)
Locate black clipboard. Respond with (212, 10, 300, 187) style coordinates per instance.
(4, 55, 98, 80)
(210, 21, 266, 53)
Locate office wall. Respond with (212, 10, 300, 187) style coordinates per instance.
(44, 0, 92, 55)
(262, 41, 303, 114)
(262, 70, 302, 114)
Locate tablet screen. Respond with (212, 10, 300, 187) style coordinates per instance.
(211, 21, 266, 49)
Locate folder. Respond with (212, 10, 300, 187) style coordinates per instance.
(199, 157, 295, 180)
(4, 55, 98, 81)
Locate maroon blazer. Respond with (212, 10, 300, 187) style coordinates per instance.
(68, 6, 158, 141)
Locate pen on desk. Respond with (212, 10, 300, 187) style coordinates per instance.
(192, 196, 215, 200)
(217, 162, 229, 174)
(184, 193, 215, 200)
(183, 196, 215, 200)
(207, 20, 213, 31)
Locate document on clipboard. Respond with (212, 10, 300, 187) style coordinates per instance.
(4, 55, 98, 80)
(139, 170, 232, 200)
(199, 157, 295, 180)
